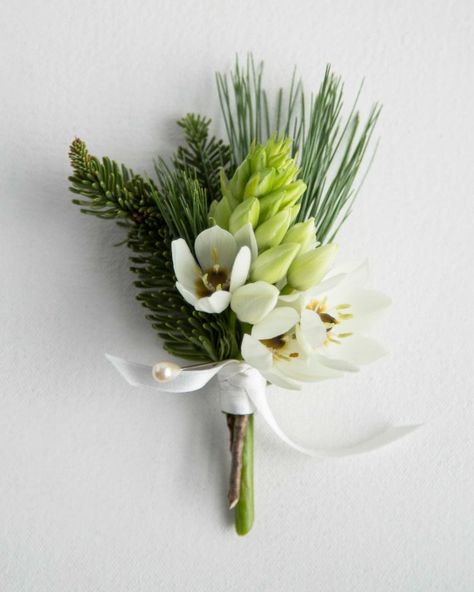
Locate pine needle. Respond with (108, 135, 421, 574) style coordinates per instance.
(216, 55, 381, 243)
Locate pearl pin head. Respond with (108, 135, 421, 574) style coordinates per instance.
(152, 361, 182, 383)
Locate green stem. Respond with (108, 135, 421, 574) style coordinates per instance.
(235, 415, 254, 535)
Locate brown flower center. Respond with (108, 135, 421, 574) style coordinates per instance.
(195, 265, 230, 298)
(260, 335, 287, 350)
(260, 333, 300, 360)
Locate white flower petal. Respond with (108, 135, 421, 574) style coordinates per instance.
(229, 246, 251, 291)
(234, 223, 258, 261)
(171, 238, 201, 292)
(313, 353, 359, 373)
(175, 282, 199, 308)
(195, 290, 231, 314)
(231, 281, 279, 324)
(344, 288, 391, 317)
(329, 287, 391, 332)
(194, 226, 237, 271)
(305, 273, 347, 298)
(241, 334, 273, 371)
(279, 356, 343, 381)
(343, 260, 370, 288)
(331, 335, 388, 366)
(278, 291, 305, 310)
(298, 309, 327, 351)
(327, 260, 369, 287)
(252, 307, 299, 340)
(262, 367, 301, 390)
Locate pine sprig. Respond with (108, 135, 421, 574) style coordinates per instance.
(216, 56, 271, 167)
(216, 56, 380, 243)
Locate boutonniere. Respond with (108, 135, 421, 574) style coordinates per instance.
(68, 56, 418, 535)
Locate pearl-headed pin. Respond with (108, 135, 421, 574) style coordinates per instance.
(152, 361, 182, 383)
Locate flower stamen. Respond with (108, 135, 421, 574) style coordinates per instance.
(260, 333, 300, 362)
(196, 265, 230, 297)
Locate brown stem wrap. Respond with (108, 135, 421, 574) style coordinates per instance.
(227, 413, 250, 510)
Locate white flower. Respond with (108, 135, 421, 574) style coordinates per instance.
(172, 226, 251, 314)
(285, 261, 391, 373)
(241, 261, 391, 389)
(241, 307, 341, 390)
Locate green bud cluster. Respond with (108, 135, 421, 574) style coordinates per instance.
(210, 135, 307, 250)
(210, 136, 338, 289)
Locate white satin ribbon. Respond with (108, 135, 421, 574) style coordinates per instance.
(106, 354, 420, 458)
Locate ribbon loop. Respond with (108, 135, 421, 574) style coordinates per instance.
(106, 354, 420, 458)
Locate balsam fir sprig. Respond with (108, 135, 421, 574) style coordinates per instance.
(69, 116, 240, 362)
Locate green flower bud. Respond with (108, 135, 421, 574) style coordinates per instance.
(282, 218, 316, 254)
(278, 181, 307, 209)
(213, 135, 307, 247)
(255, 209, 291, 251)
(243, 173, 261, 199)
(228, 198, 260, 235)
(225, 161, 250, 203)
(257, 191, 285, 222)
(250, 243, 300, 284)
(266, 136, 293, 168)
(289, 204, 301, 225)
(287, 244, 339, 290)
(209, 195, 232, 229)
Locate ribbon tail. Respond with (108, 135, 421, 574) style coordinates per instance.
(105, 354, 232, 393)
(106, 354, 156, 387)
(247, 386, 421, 458)
(107, 354, 421, 458)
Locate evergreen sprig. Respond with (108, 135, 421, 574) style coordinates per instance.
(152, 160, 210, 246)
(216, 56, 380, 243)
(128, 223, 240, 361)
(68, 138, 159, 225)
(68, 58, 378, 363)
(173, 114, 231, 201)
(68, 121, 240, 362)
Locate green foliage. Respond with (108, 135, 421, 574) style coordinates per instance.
(128, 223, 241, 362)
(211, 135, 306, 255)
(68, 58, 379, 363)
(68, 138, 159, 225)
(216, 56, 271, 167)
(298, 71, 381, 242)
(152, 160, 210, 246)
(216, 56, 380, 243)
(173, 113, 231, 202)
(68, 120, 240, 362)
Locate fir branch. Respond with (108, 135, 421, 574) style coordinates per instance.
(173, 114, 231, 201)
(216, 56, 380, 243)
(68, 138, 159, 225)
(152, 161, 210, 246)
(68, 135, 241, 363)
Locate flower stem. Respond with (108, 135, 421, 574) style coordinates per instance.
(234, 414, 254, 536)
(227, 414, 249, 509)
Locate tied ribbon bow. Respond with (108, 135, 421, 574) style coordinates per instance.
(106, 355, 420, 458)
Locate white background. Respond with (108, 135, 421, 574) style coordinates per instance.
(1, 1, 473, 590)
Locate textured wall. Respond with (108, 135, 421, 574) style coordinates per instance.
(1, 1, 473, 590)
